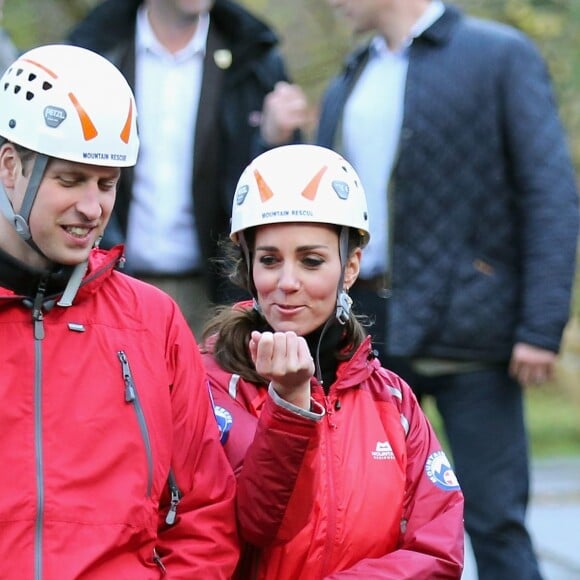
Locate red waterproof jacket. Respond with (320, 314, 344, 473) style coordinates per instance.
(0, 247, 239, 579)
(205, 331, 464, 579)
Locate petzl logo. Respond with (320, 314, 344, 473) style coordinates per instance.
(235, 184, 249, 206)
(425, 451, 461, 491)
(213, 406, 233, 445)
(371, 440, 395, 460)
(331, 179, 349, 200)
(44, 106, 67, 128)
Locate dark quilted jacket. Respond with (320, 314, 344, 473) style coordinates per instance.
(317, 4, 579, 361)
(67, 0, 295, 302)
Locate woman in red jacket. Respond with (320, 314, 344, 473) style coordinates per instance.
(201, 144, 464, 579)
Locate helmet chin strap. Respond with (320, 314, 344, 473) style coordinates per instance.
(0, 152, 88, 307)
(335, 226, 352, 325)
(0, 152, 49, 255)
(57, 260, 89, 307)
(310, 227, 353, 386)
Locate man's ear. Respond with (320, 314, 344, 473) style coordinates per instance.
(0, 143, 20, 192)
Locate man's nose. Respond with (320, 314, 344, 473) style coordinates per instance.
(75, 185, 103, 221)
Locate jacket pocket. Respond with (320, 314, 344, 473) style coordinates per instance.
(437, 256, 517, 349)
(118, 350, 154, 497)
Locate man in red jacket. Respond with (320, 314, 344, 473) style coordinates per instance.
(0, 44, 239, 578)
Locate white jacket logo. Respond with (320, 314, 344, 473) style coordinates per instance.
(371, 441, 395, 460)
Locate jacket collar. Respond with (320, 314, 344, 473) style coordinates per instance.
(67, 0, 279, 68)
(0, 245, 123, 303)
(0, 246, 73, 298)
(343, 2, 463, 74)
(419, 3, 462, 45)
(334, 336, 378, 391)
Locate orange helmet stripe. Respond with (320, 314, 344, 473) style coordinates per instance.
(301, 166, 327, 200)
(68, 92, 98, 141)
(254, 169, 274, 202)
(120, 98, 133, 144)
(253, 165, 328, 203)
(20, 58, 58, 79)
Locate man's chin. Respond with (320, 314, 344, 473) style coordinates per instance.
(52, 249, 92, 267)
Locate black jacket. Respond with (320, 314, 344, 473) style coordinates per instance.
(67, 0, 294, 302)
(317, 5, 579, 361)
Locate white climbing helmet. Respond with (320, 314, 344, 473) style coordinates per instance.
(0, 44, 139, 167)
(230, 144, 370, 246)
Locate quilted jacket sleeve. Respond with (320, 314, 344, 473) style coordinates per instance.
(499, 32, 579, 351)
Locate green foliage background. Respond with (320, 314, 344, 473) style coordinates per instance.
(4, 1, 579, 453)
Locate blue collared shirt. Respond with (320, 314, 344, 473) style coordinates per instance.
(342, 1, 445, 278)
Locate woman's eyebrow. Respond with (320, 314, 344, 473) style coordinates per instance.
(255, 244, 329, 251)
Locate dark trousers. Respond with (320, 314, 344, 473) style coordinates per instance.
(350, 285, 543, 580)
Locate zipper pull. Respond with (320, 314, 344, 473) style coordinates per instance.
(165, 469, 182, 526)
(31, 278, 48, 340)
(165, 482, 181, 525)
(324, 396, 338, 429)
(117, 351, 136, 402)
(33, 312, 45, 340)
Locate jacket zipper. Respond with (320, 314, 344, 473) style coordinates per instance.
(320, 393, 338, 576)
(117, 351, 154, 496)
(30, 279, 47, 580)
(165, 468, 182, 526)
(153, 548, 167, 575)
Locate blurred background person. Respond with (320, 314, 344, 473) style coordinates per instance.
(66, 0, 309, 336)
(0, 0, 17, 75)
(317, 1, 579, 579)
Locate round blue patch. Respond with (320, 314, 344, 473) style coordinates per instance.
(425, 450, 461, 491)
(214, 405, 233, 445)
